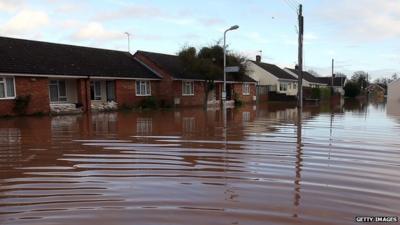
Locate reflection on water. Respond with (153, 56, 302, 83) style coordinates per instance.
(1, 100, 400, 225)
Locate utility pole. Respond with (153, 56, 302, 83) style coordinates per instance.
(124, 32, 131, 53)
(331, 58, 334, 86)
(297, 4, 304, 108)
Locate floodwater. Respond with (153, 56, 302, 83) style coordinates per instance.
(1, 100, 399, 225)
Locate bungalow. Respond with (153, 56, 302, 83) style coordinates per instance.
(285, 67, 327, 88)
(366, 83, 385, 99)
(388, 79, 400, 102)
(246, 56, 298, 97)
(317, 76, 347, 95)
(134, 50, 257, 107)
(0, 36, 160, 116)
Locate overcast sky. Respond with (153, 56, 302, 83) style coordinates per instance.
(0, 0, 399, 79)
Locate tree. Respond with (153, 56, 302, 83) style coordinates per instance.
(177, 43, 248, 109)
(344, 81, 360, 98)
(351, 71, 369, 91)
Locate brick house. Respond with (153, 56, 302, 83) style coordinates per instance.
(0, 36, 160, 116)
(134, 50, 257, 107)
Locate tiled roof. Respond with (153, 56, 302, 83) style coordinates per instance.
(251, 61, 297, 80)
(136, 50, 256, 82)
(286, 68, 323, 84)
(317, 76, 346, 86)
(0, 36, 159, 79)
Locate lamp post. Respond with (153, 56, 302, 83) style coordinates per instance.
(124, 32, 131, 53)
(222, 25, 239, 104)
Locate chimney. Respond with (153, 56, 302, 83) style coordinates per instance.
(295, 65, 299, 71)
(256, 55, 261, 63)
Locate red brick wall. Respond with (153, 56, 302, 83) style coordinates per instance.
(77, 79, 90, 112)
(232, 83, 256, 103)
(0, 77, 50, 116)
(134, 54, 174, 104)
(115, 79, 160, 107)
(174, 81, 206, 107)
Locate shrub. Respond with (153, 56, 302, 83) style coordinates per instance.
(311, 88, 321, 99)
(233, 93, 243, 107)
(344, 81, 360, 98)
(138, 96, 158, 109)
(159, 99, 173, 108)
(320, 87, 331, 100)
(13, 95, 31, 115)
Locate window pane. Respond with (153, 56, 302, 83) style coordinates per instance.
(0, 83, 5, 98)
(95, 81, 101, 96)
(6, 78, 15, 97)
(136, 81, 140, 95)
(58, 80, 66, 97)
(106, 81, 115, 101)
(49, 84, 58, 102)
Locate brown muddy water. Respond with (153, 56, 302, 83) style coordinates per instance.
(0, 101, 399, 225)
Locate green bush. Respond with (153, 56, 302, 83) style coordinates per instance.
(311, 88, 321, 99)
(320, 87, 331, 100)
(13, 95, 31, 115)
(159, 99, 173, 108)
(138, 96, 158, 109)
(344, 81, 360, 98)
(233, 93, 243, 107)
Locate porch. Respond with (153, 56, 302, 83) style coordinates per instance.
(49, 79, 118, 114)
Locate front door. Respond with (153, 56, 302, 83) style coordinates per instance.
(106, 81, 115, 102)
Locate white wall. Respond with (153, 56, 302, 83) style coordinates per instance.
(388, 79, 400, 102)
(284, 69, 311, 87)
(247, 61, 299, 96)
(246, 61, 279, 87)
(278, 80, 298, 96)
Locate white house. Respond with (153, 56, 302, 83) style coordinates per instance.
(284, 68, 327, 88)
(247, 58, 298, 96)
(388, 79, 400, 102)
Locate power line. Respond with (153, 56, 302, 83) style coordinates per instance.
(282, 0, 298, 14)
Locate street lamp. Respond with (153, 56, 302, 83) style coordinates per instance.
(222, 25, 239, 104)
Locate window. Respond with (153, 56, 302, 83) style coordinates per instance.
(279, 82, 288, 92)
(293, 83, 297, 89)
(182, 81, 194, 96)
(243, 83, 250, 95)
(90, 81, 102, 100)
(0, 77, 16, 99)
(136, 81, 151, 96)
(49, 80, 67, 102)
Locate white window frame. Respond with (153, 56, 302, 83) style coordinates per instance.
(90, 80, 102, 101)
(242, 83, 250, 95)
(0, 76, 16, 100)
(182, 81, 194, 96)
(136, 80, 151, 96)
(279, 82, 288, 92)
(49, 80, 67, 103)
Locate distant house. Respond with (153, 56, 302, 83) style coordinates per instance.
(284, 68, 327, 88)
(134, 50, 257, 107)
(388, 79, 400, 102)
(366, 84, 385, 98)
(317, 76, 346, 95)
(0, 36, 161, 115)
(246, 57, 298, 97)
